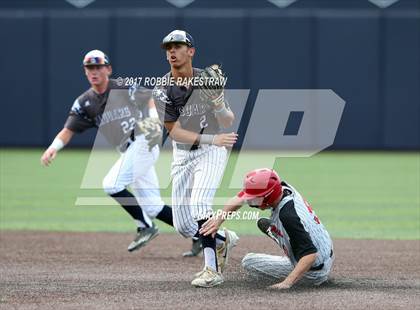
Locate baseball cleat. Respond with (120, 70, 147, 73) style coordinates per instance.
(183, 238, 203, 257)
(193, 268, 206, 279)
(257, 217, 271, 236)
(216, 228, 239, 273)
(257, 217, 279, 245)
(191, 266, 224, 288)
(128, 223, 159, 252)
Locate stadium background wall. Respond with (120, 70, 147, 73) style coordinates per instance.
(0, 0, 418, 149)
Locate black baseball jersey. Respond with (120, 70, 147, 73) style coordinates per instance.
(153, 68, 226, 135)
(64, 79, 151, 149)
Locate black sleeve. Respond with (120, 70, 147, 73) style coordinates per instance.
(152, 87, 179, 122)
(64, 99, 95, 133)
(129, 84, 152, 110)
(279, 200, 317, 262)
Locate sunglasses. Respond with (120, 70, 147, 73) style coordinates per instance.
(83, 56, 109, 66)
(162, 34, 193, 47)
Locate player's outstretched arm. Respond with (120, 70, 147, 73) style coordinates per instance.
(200, 195, 245, 237)
(269, 253, 317, 290)
(40, 128, 74, 166)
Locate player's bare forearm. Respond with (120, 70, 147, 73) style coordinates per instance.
(219, 195, 244, 218)
(164, 121, 199, 144)
(40, 128, 74, 166)
(214, 105, 235, 128)
(200, 196, 244, 236)
(56, 128, 74, 145)
(148, 98, 156, 109)
(270, 253, 317, 290)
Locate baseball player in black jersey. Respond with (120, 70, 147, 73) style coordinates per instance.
(201, 168, 335, 290)
(154, 30, 239, 287)
(40, 49, 199, 255)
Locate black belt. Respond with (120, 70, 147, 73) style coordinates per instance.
(176, 143, 200, 151)
(310, 249, 333, 271)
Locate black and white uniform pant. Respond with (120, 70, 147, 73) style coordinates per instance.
(102, 134, 165, 220)
(171, 143, 227, 238)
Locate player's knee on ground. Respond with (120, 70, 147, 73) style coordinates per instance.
(241, 253, 260, 273)
(241, 253, 272, 281)
(304, 271, 329, 286)
(102, 175, 125, 195)
(242, 253, 288, 281)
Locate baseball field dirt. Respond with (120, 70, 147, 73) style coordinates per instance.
(0, 231, 419, 309)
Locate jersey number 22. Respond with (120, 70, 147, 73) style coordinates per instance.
(121, 117, 136, 134)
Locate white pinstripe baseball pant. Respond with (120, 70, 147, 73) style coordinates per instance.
(241, 252, 335, 285)
(171, 143, 227, 238)
(102, 135, 165, 219)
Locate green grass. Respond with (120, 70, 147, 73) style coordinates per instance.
(0, 149, 419, 239)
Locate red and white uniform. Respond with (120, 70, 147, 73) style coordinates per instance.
(242, 182, 334, 285)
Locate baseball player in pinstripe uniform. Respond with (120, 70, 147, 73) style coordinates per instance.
(154, 30, 239, 287)
(201, 168, 335, 289)
(40, 49, 199, 255)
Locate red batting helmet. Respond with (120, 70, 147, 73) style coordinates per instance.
(238, 168, 283, 209)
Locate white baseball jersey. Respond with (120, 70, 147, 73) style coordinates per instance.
(268, 182, 333, 268)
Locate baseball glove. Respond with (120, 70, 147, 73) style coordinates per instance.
(137, 117, 162, 151)
(198, 64, 226, 107)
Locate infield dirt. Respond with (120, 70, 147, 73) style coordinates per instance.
(0, 231, 419, 309)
